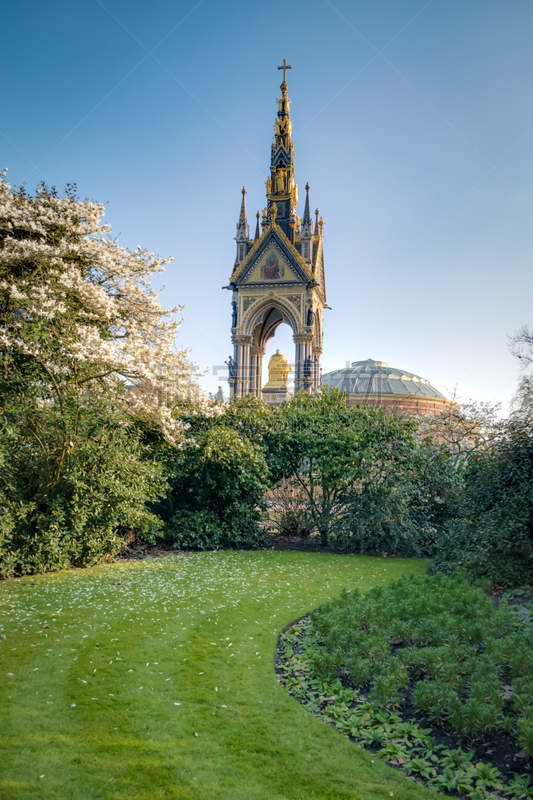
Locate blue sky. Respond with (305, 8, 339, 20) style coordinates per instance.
(3, 0, 533, 410)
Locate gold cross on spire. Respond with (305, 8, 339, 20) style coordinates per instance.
(277, 59, 292, 84)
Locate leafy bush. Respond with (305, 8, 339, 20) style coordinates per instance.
(0, 398, 164, 578)
(431, 417, 533, 586)
(155, 421, 269, 550)
(330, 435, 458, 557)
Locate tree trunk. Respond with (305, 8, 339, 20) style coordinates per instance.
(317, 520, 328, 547)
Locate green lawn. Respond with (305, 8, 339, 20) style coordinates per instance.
(0, 550, 441, 800)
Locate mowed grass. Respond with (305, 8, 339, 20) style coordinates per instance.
(0, 551, 441, 800)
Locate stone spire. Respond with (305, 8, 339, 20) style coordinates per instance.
(235, 186, 250, 264)
(226, 63, 327, 402)
(300, 182, 313, 262)
(236, 186, 249, 239)
(266, 61, 297, 241)
(301, 182, 312, 236)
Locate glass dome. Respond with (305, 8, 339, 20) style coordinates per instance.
(322, 359, 446, 399)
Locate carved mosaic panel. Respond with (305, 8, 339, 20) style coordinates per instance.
(245, 245, 298, 283)
(242, 296, 259, 313)
(285, 294, 302, 313)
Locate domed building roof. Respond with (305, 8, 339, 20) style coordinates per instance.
(322, 359, 454, 415)
(323, 359, 446, 398)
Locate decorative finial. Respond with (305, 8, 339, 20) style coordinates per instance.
(305, 182, 310, 192)
(314, 207, 320, 236)
(254, 211, 260, 240)
(277, 59, 292, 90)
(242, 186, 246, 197)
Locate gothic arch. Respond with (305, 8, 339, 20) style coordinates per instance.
(242, 296, 300, 339)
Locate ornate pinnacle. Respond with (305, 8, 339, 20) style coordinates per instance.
(239, 186, 248, 224)
(301, 182, 312, 236)
(236, 185, 249, 240)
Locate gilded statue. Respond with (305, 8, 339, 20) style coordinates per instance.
(264, 349, 291, 388)
(276, 115, 291, 136)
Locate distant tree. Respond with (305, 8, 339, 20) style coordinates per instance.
(264, 388, 457, 552)
(418, 399, 504, 467)
(510, 323, 533, 369)
(512, 374, 533, 422)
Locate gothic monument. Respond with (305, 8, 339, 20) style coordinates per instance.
(225, 61, 327, 402)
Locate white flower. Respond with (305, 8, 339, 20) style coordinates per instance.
(0, 172, 212, 442)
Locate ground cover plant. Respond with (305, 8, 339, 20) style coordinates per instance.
(0, 551, 442, 800)
(276, 571, 533, 799)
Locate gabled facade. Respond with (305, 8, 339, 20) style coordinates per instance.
(225, 62, 327, 399)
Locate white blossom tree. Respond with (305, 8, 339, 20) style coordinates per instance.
(0, 171, 213, 445)
(0, 173, 220, 575)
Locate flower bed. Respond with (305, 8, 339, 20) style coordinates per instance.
(275, 572, 533, 799)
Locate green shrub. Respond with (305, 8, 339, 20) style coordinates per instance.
(155, 423, 269, 550)
(264, 387, 458, 551)
(0, 398, 164, 578)
(431, 417, 533, 586)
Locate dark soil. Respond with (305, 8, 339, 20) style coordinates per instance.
(120, 534, 331, 560)
(267, 533, 329, 553)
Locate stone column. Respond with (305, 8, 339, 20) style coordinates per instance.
(294, 334, 313, 394)
(250, 346, 265, 398)
(249, 352, 258, 399)
(313, 350, 322, 392)
(232, 335, 252, 397)
(256, 352, 264, 396)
